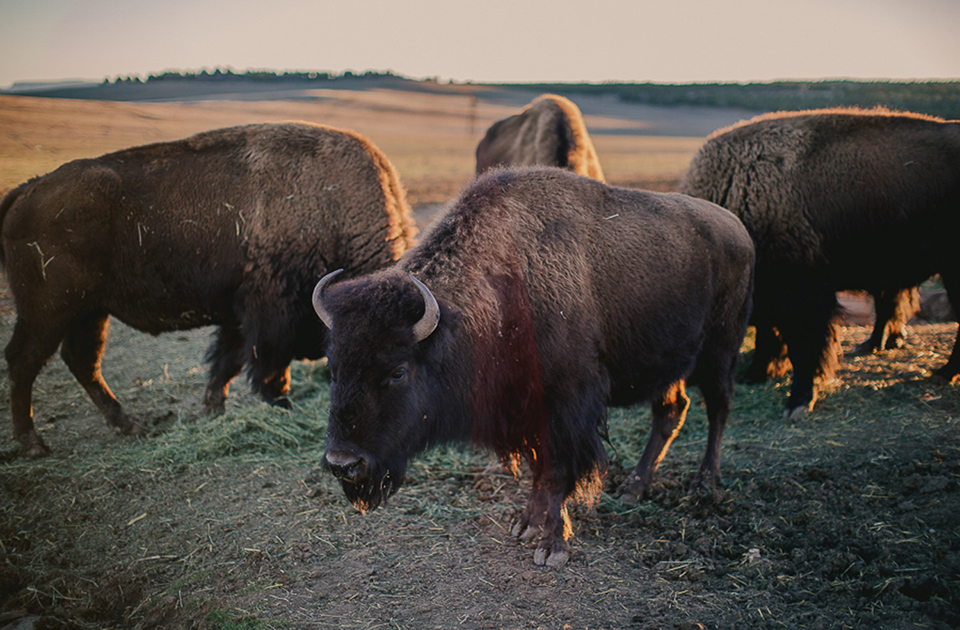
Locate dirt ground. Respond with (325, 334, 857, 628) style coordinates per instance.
(0, 87, 958, 630)
(0, 282, 958, 630)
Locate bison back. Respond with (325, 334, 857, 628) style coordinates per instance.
(1, 122, 416, 337)
(680, 109, 960, 285)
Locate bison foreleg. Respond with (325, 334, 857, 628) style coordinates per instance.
(511, 482, 572, 568)
(61, 314, 146, 435)
(618, 381, 690, 503)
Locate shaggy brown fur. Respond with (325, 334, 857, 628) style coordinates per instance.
(680, 107, 960, 415)
(1, 122, 417, 456)
(475, 94, 605, 181)
(314, 167, 753, 567)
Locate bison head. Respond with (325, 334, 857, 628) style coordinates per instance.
(313, 269, 442, 511)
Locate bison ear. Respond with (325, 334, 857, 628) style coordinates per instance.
(409, 275, 439, 342)
(313, 269, 344, 330)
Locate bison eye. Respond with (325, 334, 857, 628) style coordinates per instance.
(388, 366, 408, 385)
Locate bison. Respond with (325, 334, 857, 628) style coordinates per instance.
(312, 167, 754, 567)
(1, 122, 417, 457)
(475, 94, 605, 181)
(679, 107, 960, 417)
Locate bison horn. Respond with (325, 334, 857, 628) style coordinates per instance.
(410, 274, 440, 342)
(313, 268, 344, 330)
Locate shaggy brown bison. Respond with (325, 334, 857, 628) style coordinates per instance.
(1, 122, 417, 457)
(679, 107, 960, 417)
(312, 167, 754, 567)
(475, 94, 605, 181)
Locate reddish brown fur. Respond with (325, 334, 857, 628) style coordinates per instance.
(316, 168, 754, 566)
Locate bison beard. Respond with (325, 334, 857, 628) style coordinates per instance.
(314, 168, 754, 567)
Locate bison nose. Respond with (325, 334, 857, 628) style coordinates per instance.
(325, 450, 366, 483)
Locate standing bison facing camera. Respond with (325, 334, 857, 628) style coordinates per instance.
(679, 108, 960, 417)
(475, 94, 606, 181)
(1, 122, 417, 457)
(312, 167, 754, 567)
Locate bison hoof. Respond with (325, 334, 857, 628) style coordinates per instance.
(534, 543, 570, 568)
(688, 471, 721, 496)
(930, 370, 960, 386)
(114, 414, 149, 436)
(270, 396, 292, 410)
(782, 405, 809, 421)
(18, 431, 51, 458)
(201, 394, 226, 416)
(510, 522, 541, 542)
(884, 335, 906, 350)
(616, 473, 653, 504)
(849, 341, 879, 357)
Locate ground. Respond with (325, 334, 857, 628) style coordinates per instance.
(0, 87, 958, 629)
(0, 277, 958, 630)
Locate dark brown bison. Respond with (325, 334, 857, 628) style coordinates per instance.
(1, 122, 417, 457)
(475, 94, 605, 181)
(679, 107, 960, 417)
(312, 167, 754, 566)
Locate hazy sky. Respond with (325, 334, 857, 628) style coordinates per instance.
(1, 0, 958, 88)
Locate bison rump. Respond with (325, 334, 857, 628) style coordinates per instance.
(475, 94, 605, 181)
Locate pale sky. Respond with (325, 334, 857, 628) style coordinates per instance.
(0, 0, 958, 89)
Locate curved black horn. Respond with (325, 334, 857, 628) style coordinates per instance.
(410, 274, 439, 342)
(313, 269, 344, 330)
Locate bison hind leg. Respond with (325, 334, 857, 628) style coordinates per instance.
(5, 318, 62, 457)
(60, 313, 146, 435)
(618, 381, 690, 503)
(741, 325, 791, 383)
(248, 364, 292, 408)
(851, 288, 917, 356)
(203, 326, 246, 414)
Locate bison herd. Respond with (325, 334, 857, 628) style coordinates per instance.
(2, 94, 958, 566)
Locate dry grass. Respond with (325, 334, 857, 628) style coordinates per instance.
(0, 91, 699, 206)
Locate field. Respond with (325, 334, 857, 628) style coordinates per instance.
(0, 87, 958, 630)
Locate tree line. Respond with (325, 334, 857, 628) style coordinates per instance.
(507, 80, 960, 120)
(101, 70, 960, 119)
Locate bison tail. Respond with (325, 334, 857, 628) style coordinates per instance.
(0, 184, 24, 269)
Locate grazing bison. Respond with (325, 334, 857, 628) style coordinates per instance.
(475, 94, 605, 181)
(679, 107, 960, 417)
(1, 122, 417, 457)
(312, 167, 754, 566)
